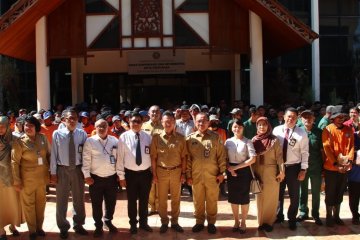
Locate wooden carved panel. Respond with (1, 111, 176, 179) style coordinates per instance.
(132, 0, 162, 36)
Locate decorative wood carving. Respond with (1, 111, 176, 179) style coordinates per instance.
(132, 0, 162, 36)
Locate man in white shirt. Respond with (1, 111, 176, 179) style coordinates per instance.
(117, 112, 153, 234)
(273, 107, 309, 230)
(176, 105, 195, 137)
(82, 119, 119, 237)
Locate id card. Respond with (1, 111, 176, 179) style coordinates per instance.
(204, 149, 210, 158)
(110, 155, 116, 164)
(145, 146, 150, 154)
(78, 144, 83, 153)
(38, 157, 43, 165)
(356, 150, 360, 165)
(289, 138, 296, 147)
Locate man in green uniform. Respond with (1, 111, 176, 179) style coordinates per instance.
(297, 110, 323, 225)
(318, 105, 334, 130)
(243, 107, 260, 139)
(150, 111, 187, 233)
(186, 112, 227, 234)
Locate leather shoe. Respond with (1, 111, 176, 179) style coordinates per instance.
(263, 224, 273, 232)
(129, 226, 137, 234)
(160, 224, 168, 233)
(334, 217, 345, 225)
(140, 224, 153, 232)
(314, 217, 323, 226)
(93, 227, 103, 238)
(275, 216, 284, 223)
(207, 224, 217, 234)
(9, 227, 20, 236)
(104, 221, 118, 233)
(288, 221, 297, 231)
(352, 218, 360, 225)
(29, 233, 37, 240)
(296, 215, 309, 222)
(59, 231, 68, 239)
(36, 229, 45, 236)
(73, 226, 88, 235)
(192, 224, 204, 233)
(171, 224, 184, 233)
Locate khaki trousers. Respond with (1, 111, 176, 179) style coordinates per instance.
(192, 178, 219, 224)
(157, 167, 182, 225)
(148, 183, 159, 212)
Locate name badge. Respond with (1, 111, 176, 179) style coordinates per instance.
(145, 146, 150, 154)
(356, 150, 360, 165)
(78, 144, 83, 153)
(38, 157, 43, 165)
(289, 138, 296, 147)
(204, 149, 210, 158)
(110, 155, 116, 164)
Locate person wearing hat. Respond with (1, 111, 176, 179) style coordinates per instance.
(322, 106, 354, 227)
(13, 117, 25, 138)
(150, 111, 187, 233)
(139, 110, 150, 123)
(189, 104, 201, 123)
(243, 107, 260, 140)
(273, 107, 309, 230)
(343, 107, 360, 132)
(297, 110, 324, 225)
(142, 105, 163, 215)
(208, 115, 227, 143)
(186, 112, 227, 234)
(201, 105, 209, 113)
(40, 111, 57, 144)
(121, 111, 131, 131)
(176, 105, 195, 137)
(318, 105, 335, 130)
(79, 112, 94, 137)
(111, 115, 126, 138)
(227, 108, 242, 138)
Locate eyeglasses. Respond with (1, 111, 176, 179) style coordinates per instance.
(130, 120, 142, 124)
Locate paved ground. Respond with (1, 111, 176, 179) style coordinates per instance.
(3, 186, 360, 240)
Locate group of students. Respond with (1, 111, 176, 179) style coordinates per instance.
(0, 102, 360, 240)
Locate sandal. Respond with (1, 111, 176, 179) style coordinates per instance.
(232, 221, 240, 232)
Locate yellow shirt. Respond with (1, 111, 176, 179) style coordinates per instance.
(142, 120, 163, 136)
(150, 131, 187, 168)
(186, 130, 227, 183)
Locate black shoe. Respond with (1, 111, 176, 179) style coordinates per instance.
(275, 216, 284, 223)
(140, 224, 153, 232)
(160, 224, 168, 234)
(130, 226, 137, 234)
(104, 221, 118, 233)
(93, 227, 103, 238)
(148, 211, 158, 216)
(314, 217, 323, 226)
(0, 234, 7, 240)
(207, 224, 217, 234)
(59, 230, 68, 239)
(9, 227, 19, 236)
(192, 224, 204, 233)
(296, 215, 309, 222)
(334, 217, 345, 225)
(263, 224, 273, 232)
(29, 233, 37, 240)
(289, 221, 297, 231)
(171, 224, 184, 233)
(257, 225, 264, 231)
(36, 229, 45, 237)
(352, 218, 360, 225)
(73, 226, 88, 235)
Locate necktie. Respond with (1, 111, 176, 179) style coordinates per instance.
(135, 133, 142, 166)
(283, 128, 290, 163)
(69, 131, 76, 169)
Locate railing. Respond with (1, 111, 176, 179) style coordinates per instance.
(0, 0, 38, 32)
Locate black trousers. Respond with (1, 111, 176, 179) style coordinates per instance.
(348, 181, 360, 219)
(277, 164, 301, 222)
(89, 174, 118, 228)
(324, 170, 347, 206)
(125, 168, 152, 227)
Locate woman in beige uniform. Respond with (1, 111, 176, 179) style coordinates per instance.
(12, 116, 50, 240)
(0, 116, 23, 240)
(252, 117, 284, 232)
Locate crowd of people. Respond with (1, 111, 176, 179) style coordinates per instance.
(0, 100, 360, 240)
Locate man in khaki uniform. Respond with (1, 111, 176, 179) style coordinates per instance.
(150, 111, 187, 233)
(142, 105, 163, 214)
(186, 112, 227, 234)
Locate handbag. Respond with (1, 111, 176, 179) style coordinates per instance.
(249, 165, 262, 194)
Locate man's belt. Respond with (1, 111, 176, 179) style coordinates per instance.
(157, 165, 181, 171)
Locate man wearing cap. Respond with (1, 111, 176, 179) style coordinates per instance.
(186, 112, 227, 234)
(343, 107, 359, 132)
(208, 115, 227, 143)
(176, 105, 195, 137)
(273, 107, 309, 230)
(80, 112, 94, 137)
(297, 110, 324, 225)
(322, 106, 354, 227)
(318, 105, 334, 130)
(41, 111, 57, 144)
(243, 107, 260, 139)
(111, 115, 126, 138)
(150, 111, 187, 233)
(227, 108, 242, 137)
(141, 105, 163, 214)
(82, 119, 119, 237)
(117, 112, 153, 234)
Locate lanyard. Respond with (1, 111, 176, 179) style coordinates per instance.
(98, 138, 110, 155)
